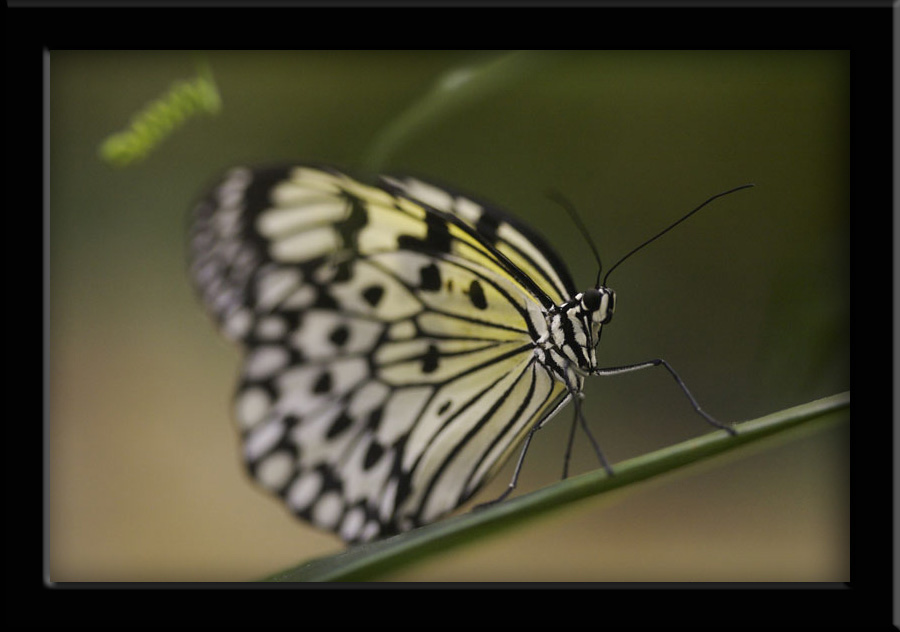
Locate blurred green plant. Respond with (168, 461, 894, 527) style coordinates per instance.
(360, 51, 560, 174)
(99, 62, 221, 167)
(262, 392, 849, 582)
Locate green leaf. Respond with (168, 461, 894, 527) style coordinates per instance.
(261, 391, 849, 582)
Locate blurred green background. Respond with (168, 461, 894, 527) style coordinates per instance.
(49, 50, 849, 582)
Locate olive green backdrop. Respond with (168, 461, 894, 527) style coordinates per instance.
(49, 50, 849, 582)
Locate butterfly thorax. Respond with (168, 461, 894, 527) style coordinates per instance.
(537, 286, 616, 381)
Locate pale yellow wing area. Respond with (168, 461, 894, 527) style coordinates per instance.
(189, 165, 572, 543)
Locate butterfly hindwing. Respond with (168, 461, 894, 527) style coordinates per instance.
(189, 165, 574, 542)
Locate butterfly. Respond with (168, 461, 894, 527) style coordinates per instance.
(189, 164, 742, 544)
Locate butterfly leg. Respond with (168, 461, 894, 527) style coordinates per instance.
(593, 359, 737, 435)
(562, 405, 578, 479)
(472, 422, 542, 511)
(563, 391, 614, 478)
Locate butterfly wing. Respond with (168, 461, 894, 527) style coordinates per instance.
(189, 165, 574, 542)
(381, 174, 577, 307)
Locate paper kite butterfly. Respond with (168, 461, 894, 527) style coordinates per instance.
(189, 165, 743, 544)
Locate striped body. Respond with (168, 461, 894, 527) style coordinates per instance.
(189, 165, 615, 543)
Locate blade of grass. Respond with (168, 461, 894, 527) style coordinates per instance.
(359, 51, 560, 174)
(262, 391, 849, 582)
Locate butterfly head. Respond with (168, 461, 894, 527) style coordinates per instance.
(577, 286, 616, 367)
(580, 286, 615, 326)
(546, 286, 616, 376)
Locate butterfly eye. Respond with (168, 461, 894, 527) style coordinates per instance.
(581, 288, 602, 311)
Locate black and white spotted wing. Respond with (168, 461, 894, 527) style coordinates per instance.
(189, 165, 616, 543)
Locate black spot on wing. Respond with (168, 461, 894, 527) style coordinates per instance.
(333, 260, 353, 283)
(329, 324, 350, 347)
(363, 442, 384, 470)
(367, 406, 383, 431)
(474, 209, 500, 245)
(397, 213, 452, 255)
(313, 371, 332, 394)
(313, 288, 339, 310)
(422, 344, 440, 373)
(468, 280, 487, 310)
(326, 412, 353, 439)
(419, 263, 441, 291)
(362, 285, 385, 307)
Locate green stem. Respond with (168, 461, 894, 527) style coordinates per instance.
(360, 51, 559, 174)
(262, 391, 849, 582)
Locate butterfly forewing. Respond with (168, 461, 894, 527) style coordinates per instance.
(381, 175, 577, 306)
(190, 165, 574, 542)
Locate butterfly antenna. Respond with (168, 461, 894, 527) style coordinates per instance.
(547, 190, 604, 287)
(602, 184, 755, 286)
